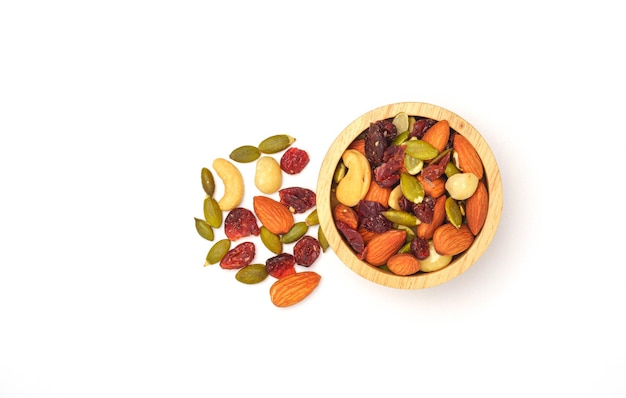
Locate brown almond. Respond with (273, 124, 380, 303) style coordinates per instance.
(363, 229, 406, 266)
(417, 175, 446, 198)
(465, 180, 489, 235)
(358, 226, 378, 244)
(334, 203, 359, 230)
(253, 195, 294, 235)
(422, 120, 450, 153)
(363, 180, 392, 207)
(453, 134, 484, 180)
(269, 271, 321, 307)
(417, 195, 447, 240)
(433, 224, 475, 256)
(386, 253, 421, 276)
(348, 139, 366, 156)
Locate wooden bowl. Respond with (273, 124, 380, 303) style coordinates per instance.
(316, 102, 503, 289)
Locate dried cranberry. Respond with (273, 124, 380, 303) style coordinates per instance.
(422, 151, 451, 181)
(364, 122, 387, 168)
(265, 253, 296, 279)
(220, 242, 256, 269)
(279, 187, 316, 214)
(280, 147, 310, 175)
(373, 145, 405, 188)
(410, 237, 430, 260)
(413, 196, 435, 224)
(409, 118, 437, 139)
(357, 200, 392, 233)
(224, 208, 260, 241)
(336, 220, 365, 254)
(293, 236, 321, 267)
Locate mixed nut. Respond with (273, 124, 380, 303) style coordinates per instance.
(331, 112, 489, 276)
(195, 134, 324, 308)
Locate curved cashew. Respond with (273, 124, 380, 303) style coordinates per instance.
(335, 149, 371, 207)
(212, 158, 244, 211)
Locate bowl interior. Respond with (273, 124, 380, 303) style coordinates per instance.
(316, 102, 503, 289)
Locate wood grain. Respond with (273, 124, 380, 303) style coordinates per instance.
(316, 102, 503, 289)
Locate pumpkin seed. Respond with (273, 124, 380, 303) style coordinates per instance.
(203, 196, 222, 228)
(235, 264, 268, 284)
(445, 197, 463, 229)
(395, 224, 417, 242)
(382, 209, 420, 227)
(392, 112, 409, 134)
(194, 217, 214, 241)
(403, 139, 439, 160)
(201, 167, 215, 197)
(258, 134, 295, 154)
(404, 154, 423, 175)
(400, 172, 424, 204)
(318, 227, 329, 252)
(229, 145, 261, 163)
(333, 160, 347, 184)
(391, 131, 409, 146)
(399, 241, 412, 254)
(205, 239, 231, 265)
(260, 226, 282, 254)
(280, 221, 308, 244)
(305, 209, 319, 226)
(445, 161, 461, 177)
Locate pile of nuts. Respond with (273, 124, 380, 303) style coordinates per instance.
(331, 112, 489, 276)
(195, 135, 325, 307)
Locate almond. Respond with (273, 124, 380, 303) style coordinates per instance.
(358, 226, 378, 244)
(269, 271, 321, 307)
(364, 180, 392, 207)
(334, 203, 359, 230)
(363, 229, 406, 266)
(422, 120, 450, 153)
(386, 253, 421, 276)
(417, 175, 446, 198)
(433, 224, 475, 256)
(417, 195, 447, 240)
(253, 195, 294, 235)
(465, 180, 489, 235)
(453, 134, 484, 180)
(348, 138, 366, 156)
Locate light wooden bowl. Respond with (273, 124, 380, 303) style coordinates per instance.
(316, 102, 503, 289)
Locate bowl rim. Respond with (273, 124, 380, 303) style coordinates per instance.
(316, 102, 503, 289)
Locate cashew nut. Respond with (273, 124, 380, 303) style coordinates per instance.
(335, 149, 371, 207)
(212, 158, 244, 211)
(419, 241, 452, 272)
(254, 156, 282, 194)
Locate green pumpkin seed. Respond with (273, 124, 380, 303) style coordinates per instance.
(258, 134, 295, 154)
(445, 197, 463, 229)
(333, 161, 347, 184)
(396, 224, 417, 242)
(382, 209, 420, 227)
(400, 172, 424, 204)
(203, 196, 222, 228)
(229, 145, 261, 163)
(392, 112, 409, 134)
(407, 116, 416, 136)
(205, 239, 231, 266)
(404, 154, 424, 175)
(201, 167, 215, 197)
(391, 131, 410, 146)
(280, 221, 308, 244)
(445, 161, 461, 177)
(399, 241, 412, 254)
(194, 217, 214, 241)
(305, 209, 319, 226)
(235, 264, 268, 284)
(403, 139, 439, 160)
(318, 227, 329, 252)
(260, 226, 282, 254)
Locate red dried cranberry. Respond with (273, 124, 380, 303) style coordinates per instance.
(280, 147, 310, 175)
(409, 118, 437, 139)
(364, 123, 387, 168)
(220, 242, 256, 269)
(357, 200, 392, 233)
(279, 187, 316, 214)
(265, 253, 296, 279)
(410, 237, 430, 260)
(373, 145, 405, 188)
(336, 220, 365, 254)
(293, 236, 321, 267)
(224, 208, 260, 241)
(422, 151, 451, 181)
(413, 196, 435, 224)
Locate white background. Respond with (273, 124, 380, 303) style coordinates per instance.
(1, 1, 624, 397)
